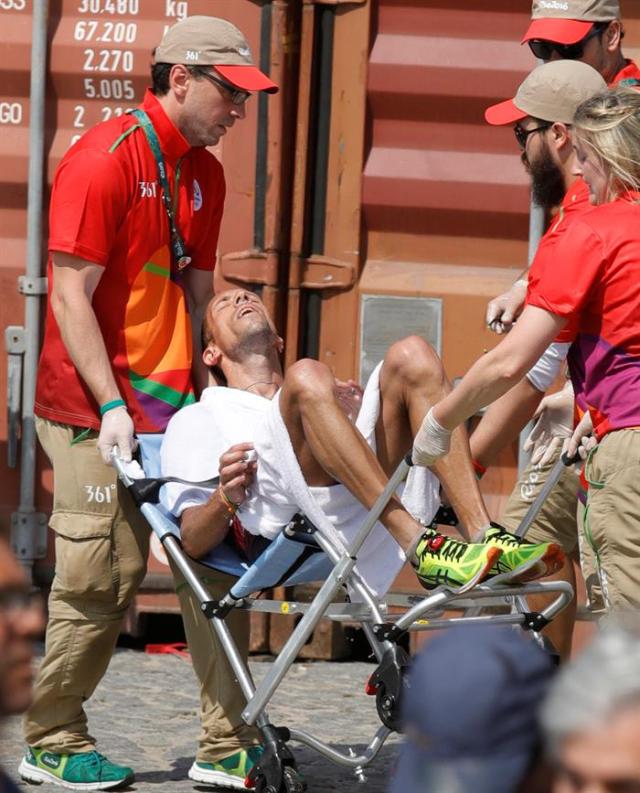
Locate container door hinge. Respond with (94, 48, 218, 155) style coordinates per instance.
(18, 275, 48, 295)
(5, 326, 25, 468)
(11, 511, 48, 562)
(220, 249, 278, 287)
(299, 254, 357, 289)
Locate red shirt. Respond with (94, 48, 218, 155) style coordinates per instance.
(612, 59, 640, 88)
(35, 90, 225, 432)
(525, 59, 640, 346)
(528, 193, 640, 439)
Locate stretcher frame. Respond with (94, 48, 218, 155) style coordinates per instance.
(114, 444, 573, 793)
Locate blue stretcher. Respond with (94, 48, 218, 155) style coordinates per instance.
(114, 434, 573, 793)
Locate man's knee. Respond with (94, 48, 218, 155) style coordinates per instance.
(283, 358, 335, 403)
(384, 335, 444, 387)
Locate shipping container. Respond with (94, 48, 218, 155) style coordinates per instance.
(4, 0, 635, 650)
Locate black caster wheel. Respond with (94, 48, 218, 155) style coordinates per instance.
(283, 766, 306, 793)
(254, 766, 306, 793)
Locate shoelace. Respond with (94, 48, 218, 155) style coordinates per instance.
(419, 531, 467, 563)
(489, 527, 523, 548)
(85, 752, 110, 780)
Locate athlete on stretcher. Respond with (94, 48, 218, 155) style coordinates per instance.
(160, 288, 563, 595)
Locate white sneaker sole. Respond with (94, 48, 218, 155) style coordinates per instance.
(18, 758, 132, 790)
(188, 761, 252, 790)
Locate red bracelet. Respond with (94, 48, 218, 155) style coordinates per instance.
(218, 487, 239, 516)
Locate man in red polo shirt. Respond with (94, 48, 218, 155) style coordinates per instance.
(469, 60, 606, 661)
(487, 0, 640, 330)
(20, 16, 278, 791)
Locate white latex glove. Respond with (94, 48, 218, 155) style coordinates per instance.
(563, 410, 596, 461)
(412, 407, 452, 467)
(97, 406, 136, 465)
(523, 382, 574, 466)
(486, 280, 528, 335)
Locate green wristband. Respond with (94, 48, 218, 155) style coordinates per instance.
(100, 398, 126, 416)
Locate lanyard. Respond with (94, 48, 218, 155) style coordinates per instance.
(130, 109, 191, 270)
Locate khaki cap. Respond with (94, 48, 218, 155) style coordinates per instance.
(154, 16, 278, 93)
(485, 60, 607, 125)
(524, 0, 621, 44)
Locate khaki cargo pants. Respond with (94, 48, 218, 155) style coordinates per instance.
(26, 418, 258, 762)
(499, 444, 581, 556)
(580, 429, 640, 611)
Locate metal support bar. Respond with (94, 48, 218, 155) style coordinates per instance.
(13, 0, 49, 574)
(393, 580, 574, 634)
(18, 276, 48, 295)
(147, 522, 268, 726)
(5, 326, 25, 468)
(288, 725, 390, 768)
(242, 556, 357, 725)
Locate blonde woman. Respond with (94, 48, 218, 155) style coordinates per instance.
(415, 86, 640, 611)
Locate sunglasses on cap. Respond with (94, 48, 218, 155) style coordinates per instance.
(528, 22, 608, 61)
(192, 68, 251, 105)
(513, 122, 551, 150)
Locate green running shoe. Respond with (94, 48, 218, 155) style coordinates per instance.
(413, 527, 501, 593)
(483, 523, 565, 584)
(188, 745, 264, 790)
(18, 747, 134, 790)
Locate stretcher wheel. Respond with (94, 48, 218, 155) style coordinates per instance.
(282, 766, 306, 792)
(254, 766, 306, 793)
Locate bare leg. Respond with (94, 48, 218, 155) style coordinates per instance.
(375, 336, 490, 541)
(470, 378, 544, 469)
(278, 359, 421, 551)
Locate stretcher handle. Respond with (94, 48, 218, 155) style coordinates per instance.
(560, 448, 581, 467)
(515, 447, 581, 539)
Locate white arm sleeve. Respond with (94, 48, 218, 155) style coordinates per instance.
(525, 342, 570, 393)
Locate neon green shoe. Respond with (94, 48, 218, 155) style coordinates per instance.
(188, 745, 264, 790)
(413, 528, 501, 593)
(18, 747, 134, 790)
(483, 523, 564, 584)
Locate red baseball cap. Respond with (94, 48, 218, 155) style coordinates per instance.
(522, 18, 594, 44)
(154, 16, 278, 94)
(216, 65, 278, 94)
(485, 60, 607, 126)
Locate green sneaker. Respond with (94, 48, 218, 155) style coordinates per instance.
(188, 745, 264, 790)
(483, 523, 565, 584)
(18, 747, 134, 790)
(413, 527, 501, 593)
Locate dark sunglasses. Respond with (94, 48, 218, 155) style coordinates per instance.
(195, 69, 251, 105)
(528, 22, 607, 61)
(513, 123, 551, 150)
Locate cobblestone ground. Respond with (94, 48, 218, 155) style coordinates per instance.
(0, 647, 400, 792)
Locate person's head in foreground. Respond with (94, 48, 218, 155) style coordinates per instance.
(541, 618, 640, 792)
(572, 85, 640, 204)
(388, 626, 555, 793)
(485, 60, 607, 208)
(523, 0, 625, 84)
(0, 537, 44, 717)
(150, 15, 278, 147)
